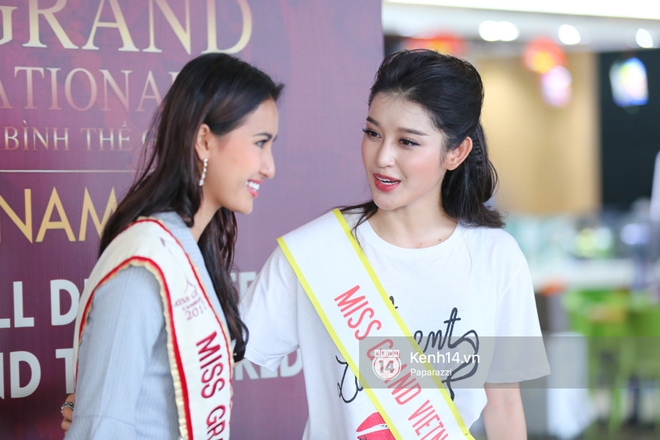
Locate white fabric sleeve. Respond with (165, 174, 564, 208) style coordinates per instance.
(241, 246, 300, 372)
(485, 243, 550, 383)
(65, 266, 163, 439)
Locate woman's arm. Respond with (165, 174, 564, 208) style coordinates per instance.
(240, 246, 301, 371)
(482, 383, 526, 440)
(66, 267, 164, 438)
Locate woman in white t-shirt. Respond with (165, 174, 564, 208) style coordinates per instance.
(241, 49, 549, 439)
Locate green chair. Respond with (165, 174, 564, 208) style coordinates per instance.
(625, 299, 660, 429)
(563, 289, 633, 431)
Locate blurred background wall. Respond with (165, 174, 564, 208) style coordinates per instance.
(480, 52, 600, 214)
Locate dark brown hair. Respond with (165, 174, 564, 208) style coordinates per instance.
(101, 53, 284, 362)
(343, 49, 502, 229)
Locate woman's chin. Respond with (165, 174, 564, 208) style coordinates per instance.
(225, 201, 254, 215)
(371, 198, 399, 212)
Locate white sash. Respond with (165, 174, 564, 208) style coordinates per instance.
(278, 209, 473, 440)
(73, 218, 232, 440)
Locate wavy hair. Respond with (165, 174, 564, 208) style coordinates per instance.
(343, 49, 502, 229)
(101, 53, 284, 362)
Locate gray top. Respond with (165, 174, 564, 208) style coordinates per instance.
(66, 212, 226, 440)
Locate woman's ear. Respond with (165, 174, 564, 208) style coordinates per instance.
(445, 137, 473, 171)
(193, 124, 212, 161)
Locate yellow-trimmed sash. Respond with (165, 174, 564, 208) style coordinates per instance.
(73, 218, 232, 440)
(278, 209, 474, 440)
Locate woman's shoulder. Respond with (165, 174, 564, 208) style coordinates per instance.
(109, 218, 170, 244)
(93, 216, 191, 290)
(460, 223, 515, 241)
(106, 215, 187, 255)
(459, 224, 525, 260)
(99, 265, 160, 294)
(91, 265, 163, 320)
(278, 209, 361, 244)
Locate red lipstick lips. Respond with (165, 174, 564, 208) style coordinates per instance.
(373, 173, 400, 192)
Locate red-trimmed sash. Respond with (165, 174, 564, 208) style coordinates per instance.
(73, 218, 232, 440)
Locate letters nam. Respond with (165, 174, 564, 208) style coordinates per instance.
(0, 187, 116, 243)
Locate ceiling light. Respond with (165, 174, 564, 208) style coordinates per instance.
(479, 21, 500, 42)
(384, 0, 660, 20)
(558, 25, 581, 45)
(636, 29, 655, 48)
(479, 21, 519, 42)
(498, 21, 519, 42)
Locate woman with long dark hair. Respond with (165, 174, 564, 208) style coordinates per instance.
(242, 49, 548, 439)
(63, 53, 283, 439)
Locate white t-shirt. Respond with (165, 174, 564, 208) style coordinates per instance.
(242, 213, 549, 439)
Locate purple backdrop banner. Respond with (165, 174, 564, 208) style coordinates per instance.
(0, 1, 383, 438)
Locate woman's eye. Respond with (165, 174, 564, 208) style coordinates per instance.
(362, 128, 379, 138)
(400, 138, 419, 147)
(256, 140, 266, 147)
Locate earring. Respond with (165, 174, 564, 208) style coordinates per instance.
(198, 157, 208, 186)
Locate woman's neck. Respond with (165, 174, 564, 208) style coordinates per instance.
(190, 202, 217, 242)
(368, 205, 457, 249)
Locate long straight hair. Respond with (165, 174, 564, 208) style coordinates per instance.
(343, 49, 502, 229)
(101, 53, 284, 362)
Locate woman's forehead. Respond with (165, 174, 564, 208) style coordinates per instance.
(368, 93, 443, 134)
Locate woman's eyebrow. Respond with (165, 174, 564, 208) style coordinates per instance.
(366, 116, 380, 126)
(254, 132, 274, 140)
(399, 127, 428, 136)
(366, 116, 428, 136)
